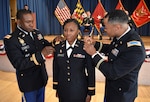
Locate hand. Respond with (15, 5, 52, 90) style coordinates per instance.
(86, 95, 91, 102)
(41, 46, 55, 57)
(83, 37, 96, 56)
(53, 35, 65, 45)
(84, 36, 95, 45)
(84, 36, 92, 44)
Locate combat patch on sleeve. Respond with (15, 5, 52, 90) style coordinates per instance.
(127, 41, 141, 47)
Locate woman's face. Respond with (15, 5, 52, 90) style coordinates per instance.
(63, 22, 80, 45)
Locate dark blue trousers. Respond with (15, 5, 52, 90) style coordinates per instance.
(22, 87, 45, 102)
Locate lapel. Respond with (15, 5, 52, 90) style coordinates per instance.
(59, 41, 67, 58)
(112, 29, 133, 49)
(58, 40, 81, 59)
(16, 30, 33, 45)
(69, 40, 80, 58)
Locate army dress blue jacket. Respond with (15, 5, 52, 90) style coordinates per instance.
(4, 27, 51, 92)
(53, 40, 95, 101)
(94, 29, 146, 102)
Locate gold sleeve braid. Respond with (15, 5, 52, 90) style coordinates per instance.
(30, 54, 40, 65)
(53, 81, 58, 85)
(88, 87, 95, 90)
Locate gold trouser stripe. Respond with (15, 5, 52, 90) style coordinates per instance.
(96, 59, 104, 69)
(32, 54, 39, 65)
(22, 92, 26, 102)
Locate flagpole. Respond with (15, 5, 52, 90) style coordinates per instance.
(97, 0, 103, 40)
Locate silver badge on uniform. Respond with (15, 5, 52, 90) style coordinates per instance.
(57, 53, 64, 57)
(60, 49, 62, 53)
(111, 48, 119, 56)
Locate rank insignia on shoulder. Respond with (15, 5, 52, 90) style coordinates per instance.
(127, 41, 142, 47)
(111, 48, 119, 56)
(55, 41, 60, 45)
(4, 35, 11, 39)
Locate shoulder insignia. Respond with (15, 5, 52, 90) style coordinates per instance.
(127, 41, 142, 47)
(4, 35, 12, 39)
(55, 41, 60, 45)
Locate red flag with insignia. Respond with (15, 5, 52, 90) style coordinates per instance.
(92, 0, 106, 32)
(131, 0, 150, 27)
(72, 0, 85, 25)
(115, 0, 125, 11)
(54, 0, 71, 25)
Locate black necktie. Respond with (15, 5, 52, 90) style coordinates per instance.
(67, 46, 73, 57)
(67, 46, 73, 50)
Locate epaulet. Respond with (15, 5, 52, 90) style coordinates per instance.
(4, 34, 12, 39)
(127, 40, 142, 47)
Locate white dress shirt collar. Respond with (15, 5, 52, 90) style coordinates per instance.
(117, 26, 131, 40)
(17, 25, 28, 35)
(66, 39, 77, 49)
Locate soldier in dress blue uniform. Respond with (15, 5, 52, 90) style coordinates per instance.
(3, 9, 54, 102)
(80, 11, 94, 36)
(53, 19, 95, 102)
(83, 10, 146, 102)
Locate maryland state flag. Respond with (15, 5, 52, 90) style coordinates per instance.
(72, 0, 85, 25)
(131, 0, 150, 27)
(54, 0, 71, 25)
(92, 0, 106, 32)
(115, 0, 125, 11)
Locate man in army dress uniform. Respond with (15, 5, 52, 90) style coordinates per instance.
(4, 9, 54, 102)
(84, 10, 146, 102)
(80, 11, 94, 36)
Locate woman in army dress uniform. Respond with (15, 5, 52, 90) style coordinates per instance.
(53, 19, 95, 102)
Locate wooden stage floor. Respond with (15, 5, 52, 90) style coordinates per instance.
(0, 70, 150, 102)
